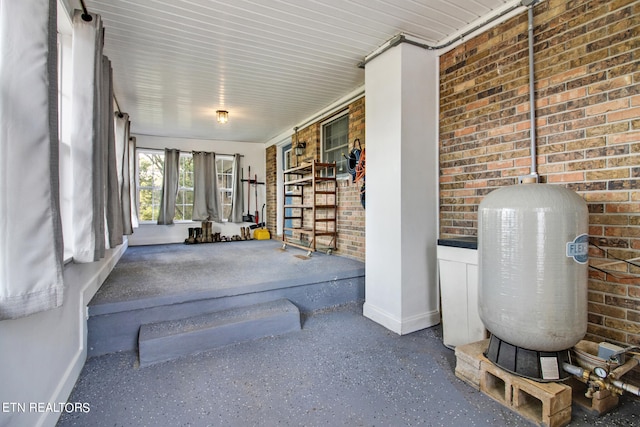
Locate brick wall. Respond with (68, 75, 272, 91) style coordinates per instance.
(265, 144, 278, 233)
(265, 98, 366, 261)
(440, 0, 639, 348)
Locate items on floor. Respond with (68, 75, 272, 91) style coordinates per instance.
(184, 221, 266, 244)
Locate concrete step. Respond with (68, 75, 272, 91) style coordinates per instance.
(138, 299, 301, 367)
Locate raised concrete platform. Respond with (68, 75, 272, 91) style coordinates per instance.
(138, 299, 301, 367)
(87, 240, 364, 357)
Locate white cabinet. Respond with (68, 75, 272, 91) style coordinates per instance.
(437, 241, 486, 348)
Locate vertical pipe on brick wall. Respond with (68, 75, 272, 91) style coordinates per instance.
(527, 4, 538, 178)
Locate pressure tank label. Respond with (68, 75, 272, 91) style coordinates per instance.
(566, 233, 588, 264)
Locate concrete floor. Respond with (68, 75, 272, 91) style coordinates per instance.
(58, 303, 640, 427)
(89, 240, 365, 313)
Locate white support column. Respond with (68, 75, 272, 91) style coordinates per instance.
(363, 42, 440, 335)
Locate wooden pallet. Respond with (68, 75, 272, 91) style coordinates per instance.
(455, 340, 572, 427)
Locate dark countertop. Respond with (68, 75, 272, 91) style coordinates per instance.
(437, 236, 477, 250)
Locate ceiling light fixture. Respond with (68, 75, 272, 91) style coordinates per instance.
(216, 110, 229, 124)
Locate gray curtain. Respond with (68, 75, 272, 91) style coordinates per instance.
(128, 136, 139, 228)
(104, 59, 123, 247)
(0, 0, 64, 319)
(93, 29, 107, 261)
(158, 148, 181, 225)
(70, 11, 107, 262)
(115, 114, 134, 235)
(228, 154, 243, 222)
(192, 151, 221, 222)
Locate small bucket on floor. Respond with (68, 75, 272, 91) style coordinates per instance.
(254, 229, 270, 240)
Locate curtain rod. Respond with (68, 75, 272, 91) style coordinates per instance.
(79, 0, 93, 21)
(78, 1, 124, 120)
(113, 94, 124, 118)
(137, 147, 244, 158)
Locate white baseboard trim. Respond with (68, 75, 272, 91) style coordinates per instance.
(36, 346, 87, 427)
(36, 242, 128, 427)
(400, 309, 441, 335)
(363, 302, 440, 335)
(363, 302, 402, 334)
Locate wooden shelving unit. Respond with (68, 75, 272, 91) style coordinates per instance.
(282, 161, 337, 255)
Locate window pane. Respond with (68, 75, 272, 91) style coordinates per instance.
(323, 114, 348, 175)
(179, 156, 193, 188)
(152, 190, 162, 219)
(220, 189, 232, 220)
(221, 190, 232, 206)
(184, 169, 193, 188)
(222, 174, 232, 189)
(138, 151, 165, 222)
(170, 154, 194, 221)
(138, 189, 153, 221)
(175, 185, 193, 221)
(138, 157, 154, 187)
(138, 189, 161, 221)
(138, 153, 164, 187)
(214, 156, 235, 222)
(175, 206, 184, 221)
(217, 158, 232, 174)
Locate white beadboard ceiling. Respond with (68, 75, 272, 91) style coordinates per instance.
(75, 0, 527, 143)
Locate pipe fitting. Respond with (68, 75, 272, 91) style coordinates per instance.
(563, 362, 640, 397)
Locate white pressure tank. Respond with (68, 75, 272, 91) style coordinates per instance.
(478, 183, 589, 353)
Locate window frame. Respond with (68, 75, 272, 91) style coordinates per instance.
(216, 155, 234, 223)
(136, 149, 166, 224)
(320, 111, 350, 179)
(135, 150, 235, 224)
(174, 153, 194, 222)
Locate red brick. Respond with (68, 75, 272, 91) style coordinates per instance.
(589, 75, 633, 94)
(547, 172, 586, 182)
(586, 99, 630, 116)
(609, 131, 640, 145)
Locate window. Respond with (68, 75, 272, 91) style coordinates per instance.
(322, 113, 349, 177)
(175, 154, 194, 221)
(136, 151, 233, 223)
(137, 151, 164, 222)
(217, 156, 233, 221)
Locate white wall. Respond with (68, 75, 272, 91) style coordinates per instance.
(128, 134, 266, 245)
(363, 47, 403, 324)
(363, 42, 440, 334)
(0, 243, 127, 427)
